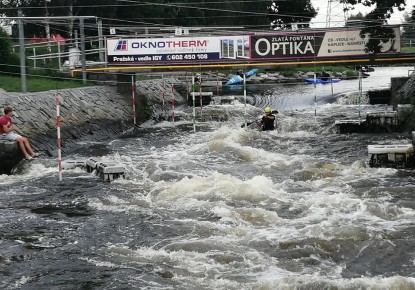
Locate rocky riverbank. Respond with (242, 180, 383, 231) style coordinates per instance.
(0, 78, 187, 174)
(0, 86, 133, 157)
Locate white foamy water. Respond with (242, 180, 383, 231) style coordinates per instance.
(2, 67, 415, 290)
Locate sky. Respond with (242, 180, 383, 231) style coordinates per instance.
(311, 0, 415, 27)
(1, 1, 414, 32)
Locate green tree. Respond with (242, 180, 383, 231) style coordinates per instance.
(342, 0, 405, 21)
(0, 0, 120, 38)
(402, 12, 415, 46)
(342, 0, 406, 53)
(0, 0, 269, 31)
(345, 12, 365, 26)
(268, 0, 317, 30)
(0, 27, 20, 74)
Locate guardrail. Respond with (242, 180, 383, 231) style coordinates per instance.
(12, 36, 105, 71)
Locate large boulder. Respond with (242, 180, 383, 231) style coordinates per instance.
(0, 139, 24, 174)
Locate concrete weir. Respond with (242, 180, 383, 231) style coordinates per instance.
(367, 131, 415, 168)
(62, 157, 126, 181)
(187, 92, 213, 106)
(85, 158, 126, 181)
(335, 105, 413, 134)
(368, 144, 415, 168)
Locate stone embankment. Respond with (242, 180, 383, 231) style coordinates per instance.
(0, 86, 131, 157)
(0, 79, 185, 174)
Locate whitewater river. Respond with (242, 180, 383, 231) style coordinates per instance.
(2, 66, 415, 289)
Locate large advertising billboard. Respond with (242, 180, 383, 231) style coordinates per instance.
(106, 28, 400, 65)
(251, 28, 400, 60)
(107, 35, 250, 64)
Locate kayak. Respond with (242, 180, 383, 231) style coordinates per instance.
(225, 75, 243, 86)
(225, 69, 258, 85)
(304, 78, 341, 84)
(244, 68, 258, 77)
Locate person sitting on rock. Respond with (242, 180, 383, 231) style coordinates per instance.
(0, 106, 39, 160)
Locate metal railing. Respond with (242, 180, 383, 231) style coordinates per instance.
(12, 36, 105, 71)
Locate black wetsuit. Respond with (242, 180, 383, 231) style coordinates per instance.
(261, 114, 275, 131)
(321, 71, 330, 81)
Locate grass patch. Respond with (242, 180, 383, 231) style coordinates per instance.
(0, 74, 90, 92)
(401, 46, 415, 53)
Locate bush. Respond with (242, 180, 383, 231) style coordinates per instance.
(0, 53, 20, 75)
(0, 28, 20, 74)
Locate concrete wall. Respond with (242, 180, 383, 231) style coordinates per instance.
(391, 76, 411, 108)
(392, 72, 415, 106)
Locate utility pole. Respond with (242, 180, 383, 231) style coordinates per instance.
(45, 0, 52, 52)
(18, 10, 27, 93)
(97, 19, 104, 62)
(79, 19, 87, 85)
(326, 0, 348, 28)
(68, 2, 74, 45)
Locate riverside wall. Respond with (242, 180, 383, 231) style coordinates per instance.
(0, 77, 185, 174)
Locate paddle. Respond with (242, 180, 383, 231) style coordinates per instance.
(241, 110, 279, 128)
(241, 120, 259, 128)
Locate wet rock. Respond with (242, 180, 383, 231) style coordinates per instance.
(158, 271, 174, 279)
(30, 202, 94, 217)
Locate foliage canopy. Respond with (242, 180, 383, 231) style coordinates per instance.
(0, 27, 19, 75)
(0, 0, 409, 54)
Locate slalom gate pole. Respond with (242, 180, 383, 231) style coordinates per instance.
(186, 71, 189, 103)
(199, 75, 203, 116)
(56, 93, 62, 181)
(171, 84, 175, 123)
(358, 70, 362, 121)
(162, 73, 165, 118)
(244, 74, 247, 129)
(217, 71, 220, 96)
(192, 76, 196, 132)
(131, 75, 137, 126)
(313, 31, 317, 123)
(314, 72, 317, 122)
